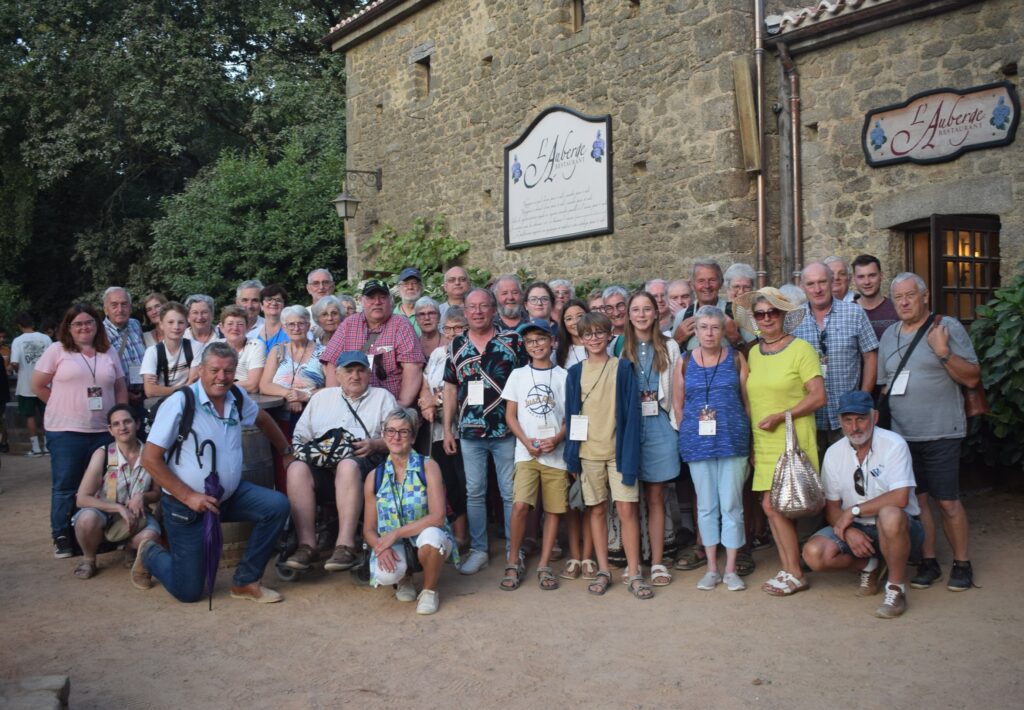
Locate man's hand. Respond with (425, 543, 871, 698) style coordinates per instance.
(832, 508, 855, 540)
(182, 490, 220, 514)
(675, 316, 696, 343)
(927, 316, 951, 359)
(442, 431, 457, 456)
(353, 439, 374, 457)
(843, 526, 875, 559)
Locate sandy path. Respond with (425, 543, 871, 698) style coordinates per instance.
(1, 453, 1021, 709)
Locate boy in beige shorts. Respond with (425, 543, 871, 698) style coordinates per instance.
(501, 319, 568, 591)
(562, 313, 650, 599)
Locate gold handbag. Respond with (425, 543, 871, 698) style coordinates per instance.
(770, 410, 826, 519)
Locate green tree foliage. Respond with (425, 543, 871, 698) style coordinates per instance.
(968, 272, 1024, 470)
(0, 0, 358, 320)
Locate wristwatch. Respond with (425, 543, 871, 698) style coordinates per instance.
(939, 352, 952, 365)
(281, 444, 295, 456)
(851, 505, 862, 517)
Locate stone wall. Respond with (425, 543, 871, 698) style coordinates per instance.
(341, 0, 766, 283)
(783, 0, 1024, 281)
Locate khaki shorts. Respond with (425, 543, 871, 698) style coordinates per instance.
(579, 458, 639, 506)
(513, 460, 569, 514)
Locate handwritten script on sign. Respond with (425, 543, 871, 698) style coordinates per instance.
(862, 81, 1019, 167)
(504, 106, 613, 249)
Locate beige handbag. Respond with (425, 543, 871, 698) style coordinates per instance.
(770, 410, 826, 519)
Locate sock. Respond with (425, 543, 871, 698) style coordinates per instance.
(862, 557, 879, 573)
(888, 582, 906, 593)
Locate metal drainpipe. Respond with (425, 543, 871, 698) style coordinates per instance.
(753, 0, 769, 287)
(777, 43, 803, 284)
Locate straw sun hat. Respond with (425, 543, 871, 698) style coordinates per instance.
(733, 287, 806, 337)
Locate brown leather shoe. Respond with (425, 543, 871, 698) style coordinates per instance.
(131, 539, 155, 590)
(230, 582, 283, 603)
(323, 545, 360, 572)
(284, 544, 319, 570)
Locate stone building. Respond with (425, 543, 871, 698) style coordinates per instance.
(326, 0, 1021, 320)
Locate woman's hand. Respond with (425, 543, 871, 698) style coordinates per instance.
(117, 503, 137, 529)
(127, 494, 145, 519)
(375, 530, 399, 557)
(376, 544, 400, 573)
(757, 412, 786, 432)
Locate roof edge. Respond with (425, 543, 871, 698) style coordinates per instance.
(322, 0, 437, 51)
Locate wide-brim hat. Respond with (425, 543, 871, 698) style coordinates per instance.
(733, 287, 806, 336)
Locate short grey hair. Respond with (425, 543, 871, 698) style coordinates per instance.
(444, 306, 467, 325)
(337, 294, 357, 312)
(692, 260, 724, 283)
(801, 261, 833, 284)
(103, 286, 131, 306)
(236, 279, 264, 298)
(644, 278, 667, 291)
(549, 279, 575, 298)
(694, 305, 726, 329)
(414, 296, 440, 314)
(307, 268, 334, 284)
(382, 406, 421, 436)
(466, 287, 497, 308)
(891, 272, 927, 293)
(602, 285, 628, 301)
(184, 294, 215, 314)
(311, 295, 343, 321)
(824, 256, 850, 276)
(281, 305, 310, 323)
(491, 274, 522, 295)
(201, 341, 239, 367)
(779, 283, 808, 306)
(668, 278, 692, 292)
(724, 263, 757, 288)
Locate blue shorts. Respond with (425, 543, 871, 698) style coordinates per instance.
(812, 517, 924, 560)
(72, 508, 161, 538)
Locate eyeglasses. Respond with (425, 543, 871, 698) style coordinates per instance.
(70, 319, 96, 329)
(524, 337, 550, 347)
(527, 296, 551, 305)
(383, 428, 413, 438)
(853, 466, 865, 497)
(465, 304, 491, 312)
(445, 276, 469, 283)
(442, 325, 467, 334)
(415, 311, 438, 319)
(581, 331, 609, 341)
(308, 280, 334, 288)
(262, 298, 285, 305)
(752, 308, 781, 321)
(607, 303, 627, 313)
(283, 321, 307, 329)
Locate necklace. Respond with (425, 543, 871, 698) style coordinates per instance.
(761, 335, 786, 345)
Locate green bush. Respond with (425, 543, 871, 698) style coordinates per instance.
(968, 271, 1024, 469)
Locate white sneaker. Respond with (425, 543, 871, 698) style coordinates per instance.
(416, 589, 439, 615)
(25, 449, 43, 458)
(458, 549, 489, 575)
(395, 576, 417, 602)
(697, 571, 722, 590)
(723, 572, 747, 591)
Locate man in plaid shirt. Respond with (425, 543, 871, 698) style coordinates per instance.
(320, 280, 424, 407)
(102, 286, 147, 417)
(793, 262, 878, 459)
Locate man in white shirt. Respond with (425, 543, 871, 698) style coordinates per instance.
(10, 313, 53, 456)
(802, 391, 923, 619)
(284, 350, 397, 574)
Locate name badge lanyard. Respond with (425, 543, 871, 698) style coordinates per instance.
(637, 343, 660, 416)
(571, 358, 610, 441)
(579, 358, 610, 410)
(529, 364, 553, 429)
(699, 349, 723, 429)
(81, 352, 104, 410)
(817, 310, 832, 371)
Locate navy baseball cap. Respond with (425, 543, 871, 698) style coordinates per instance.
(336, 351, 370, 369)
(517, 318, 555, 337)
(398, 267, 421, 282)
(838, 391, 874, 415)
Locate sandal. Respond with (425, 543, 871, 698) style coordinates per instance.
(73, 560, 97, 580)
(581, 559, 598, 580)
(674, 546, 707, 571)
(587, 570, 612, 595)
(499, 563, 524, 591)
(628, 574, 655, 600)
(761, 570, 809, 597)
(650, 564, 673, 587)
(537, 566, 559, 591)
(560, 558, 582, 580)
(736, 549, 756, 577)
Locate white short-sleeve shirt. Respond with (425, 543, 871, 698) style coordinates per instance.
(821, 426, 920, 523)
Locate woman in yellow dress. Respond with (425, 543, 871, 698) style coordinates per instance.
(735, 288, 825, 597)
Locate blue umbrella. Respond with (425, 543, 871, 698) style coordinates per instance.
(198, 439, 224, 611)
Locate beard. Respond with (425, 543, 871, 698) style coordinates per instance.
(498, 303, 521, 319)
(845, 429, 872, 447)
(401, 293, 421, 306)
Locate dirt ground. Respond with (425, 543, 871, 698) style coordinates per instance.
(1, 452, 1022, 709)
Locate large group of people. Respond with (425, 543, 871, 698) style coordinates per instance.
(13, 255, 981, 618)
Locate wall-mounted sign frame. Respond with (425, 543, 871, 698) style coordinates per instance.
(504, 106, 613, 249)
(862, 81, 1018, 167)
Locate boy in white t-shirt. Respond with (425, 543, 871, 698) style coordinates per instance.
(140, 302, 196, 398)
(10, 313, 53, 456)
(500, 319, 568, 591)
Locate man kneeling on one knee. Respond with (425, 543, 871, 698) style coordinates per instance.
(285, 351, 396, 572)
(802, 391, 924, 619)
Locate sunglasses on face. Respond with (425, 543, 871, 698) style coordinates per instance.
(752, 308, 781, 321)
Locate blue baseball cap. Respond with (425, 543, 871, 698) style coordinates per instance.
(398, 267, 421, 282)
(517, 318, 555, 337)
(336, 350, 370, 369)
(838, 391, 874, 415)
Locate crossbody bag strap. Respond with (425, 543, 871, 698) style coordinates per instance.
(342, 394, 371, 438)
(883, 313, 935, 396)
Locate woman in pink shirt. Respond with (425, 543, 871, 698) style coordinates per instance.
(32, 303, 128, 559)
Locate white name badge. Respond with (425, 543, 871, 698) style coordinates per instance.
(367, 353, 375, 372)
(467, 380, 485, 406)
(891, 370, 910, 396)
(87, 386, 104, 411)
(128, 363, 143, 385)
(820, 363, 828, 380)
(569, 415, 589, 441)
(641, 400, 659, 417)
(537, 426, 557, 439)
(698, 419, 717, 436)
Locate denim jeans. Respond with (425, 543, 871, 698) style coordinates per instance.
(688, 455, 747, 549)
(460, 435, 515, 553)
(144, 481, 289, 603)
(46, 430, 113, 540)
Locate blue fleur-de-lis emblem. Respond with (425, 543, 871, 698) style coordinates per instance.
(991, 96, 1011, 131)
(869, 120, 887, 151)
(591, 130, 605, 162)
(511, 155, 522, 183)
